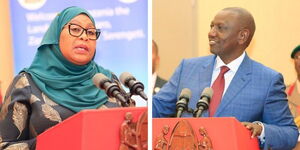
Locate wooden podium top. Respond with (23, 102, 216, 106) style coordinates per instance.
(36, 107, 147, 150)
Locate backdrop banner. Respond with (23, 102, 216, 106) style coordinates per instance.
(10, 0, 148, 106)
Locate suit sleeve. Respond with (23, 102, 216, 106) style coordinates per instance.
(262, 73, 298, 150)
(152, 60, 185, 118)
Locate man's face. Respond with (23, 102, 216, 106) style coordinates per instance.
(208, 10, 241, 57)
(294, 51, 300, 76)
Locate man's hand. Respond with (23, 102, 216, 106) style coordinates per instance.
(242, 122, 263, 138)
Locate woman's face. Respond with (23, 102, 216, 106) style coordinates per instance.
(59, 14, 97, 65)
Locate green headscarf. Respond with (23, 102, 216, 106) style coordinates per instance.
(23, 6, 112, 112)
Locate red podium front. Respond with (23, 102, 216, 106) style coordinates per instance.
(36, 107, 147, 150)
(153, 117, 259, 150)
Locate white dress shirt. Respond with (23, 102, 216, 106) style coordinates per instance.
(210, 52, 246, 96)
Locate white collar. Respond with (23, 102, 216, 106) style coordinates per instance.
(214, 52, 246, 72)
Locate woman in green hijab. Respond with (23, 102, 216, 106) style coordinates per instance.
(0, 6, 120, 149)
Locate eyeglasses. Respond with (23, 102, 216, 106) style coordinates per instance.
(67, 23, 100, 40)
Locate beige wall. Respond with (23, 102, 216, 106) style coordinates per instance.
(153, 0, 198, 80)
(154, 0, 300, 85)
(0, 1, 14, 100)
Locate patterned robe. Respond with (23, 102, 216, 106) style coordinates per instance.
(0, 72, 120, 150)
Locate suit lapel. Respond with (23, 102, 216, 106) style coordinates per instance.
(199, 56, 215, 88)
(215, 54, 252, 116)
(198, 56, 216, 117)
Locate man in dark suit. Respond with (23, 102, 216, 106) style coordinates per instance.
(153, 7, 298, 150)
(152, 40, 167, 95)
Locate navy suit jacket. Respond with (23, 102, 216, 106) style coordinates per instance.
(153, 76, 167, 95)
(153, 54, 298, 150)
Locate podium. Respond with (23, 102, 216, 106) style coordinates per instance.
(36, 107, 147, 150)
(153, 117, 259, 150)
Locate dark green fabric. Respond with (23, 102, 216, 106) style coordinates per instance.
(23, 6, 112, 112)
(291, 45, 300, 58)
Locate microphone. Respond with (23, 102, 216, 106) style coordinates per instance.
(92, 73, 128, 107)
(119, 72, 148, 101)
(176, 88, 192, 118)
(194, 87, 213, 117)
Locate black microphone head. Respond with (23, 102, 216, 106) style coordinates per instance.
(194, 87, 213, 117)
(176, 88, 192, 113)
(179, 88, 192, 101)
(92, 73, 110, 89)
(201, 87, 213, 100)
(119, 72, 136, 87)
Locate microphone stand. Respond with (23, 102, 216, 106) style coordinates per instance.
(113, 79, 136, 107)
(194, 107, 205, 118)
(176, 105, 194, 118)
(193, 98, 210, 117)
